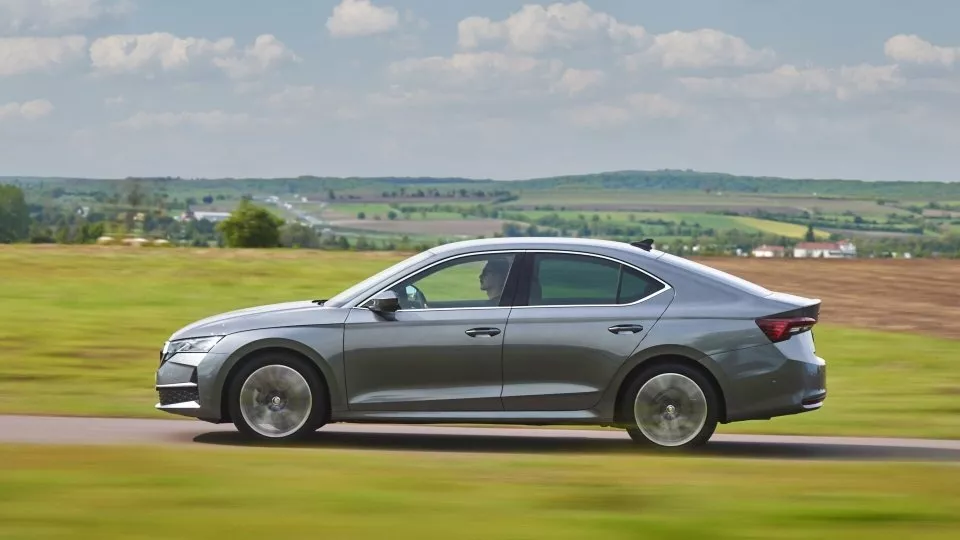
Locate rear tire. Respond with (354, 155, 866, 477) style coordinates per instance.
(619, 362, 719, 450)
(227, 351, 327, 442)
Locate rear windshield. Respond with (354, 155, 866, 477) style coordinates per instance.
(658, 253, 773, 297)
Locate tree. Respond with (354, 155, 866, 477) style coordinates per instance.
(0, 184, 30, 243)
(217, 200, 285, 248)
(804, 224, 815, 241)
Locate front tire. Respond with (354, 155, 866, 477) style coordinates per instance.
(227, 351, 327, 442)
(619, 363, 719, 450)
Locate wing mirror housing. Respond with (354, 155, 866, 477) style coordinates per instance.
(367, 290, 401, 314)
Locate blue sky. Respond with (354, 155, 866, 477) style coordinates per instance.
(1, 0, 959, 182)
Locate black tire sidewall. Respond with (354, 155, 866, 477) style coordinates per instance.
(620, 362, 719, 449)
(227, 351, 328, 441)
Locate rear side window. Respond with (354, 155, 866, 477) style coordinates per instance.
(529, 253, 665, 306)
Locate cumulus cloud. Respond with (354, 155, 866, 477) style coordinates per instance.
(550, 68, 604, 95)
(0, 35, 87, 76)
(626, 28, 776, 70)
(113, 110, 251, 131)
(563, 93, 687, 128)
(0, 99, 54, 120)
(885, 34, 959, 68)
(0, 0, 133, 33)
(326, 0, 399, 38)
(89, 32, 297, 78)
(679, 63, 905, 101)
(457, 1, 645, 53)
(389, 51, 561, 85)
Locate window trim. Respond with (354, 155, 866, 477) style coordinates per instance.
(352, 249, 526, 312)
(511, 249, 672, 309)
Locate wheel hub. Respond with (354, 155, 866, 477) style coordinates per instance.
(633, 373, 708, 447)
(238, 364, 313, 438)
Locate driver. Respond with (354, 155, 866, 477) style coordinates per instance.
(479, 258, 511, 305)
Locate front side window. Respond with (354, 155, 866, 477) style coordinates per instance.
(388, 253, 517, 309)
(528, 253, 665, 306)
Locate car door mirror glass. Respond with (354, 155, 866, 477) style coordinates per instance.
(368, 291, 401, 313)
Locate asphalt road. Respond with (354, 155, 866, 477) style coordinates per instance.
(2, 415, 959, 461)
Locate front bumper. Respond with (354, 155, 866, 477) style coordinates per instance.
(155, 351, 219, 419)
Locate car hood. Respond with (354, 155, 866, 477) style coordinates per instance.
(168, 300, 349, 340)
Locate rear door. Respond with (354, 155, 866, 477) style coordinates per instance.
(500, 251, 674, 411)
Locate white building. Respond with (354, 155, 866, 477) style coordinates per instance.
(752, 245, 786, 258)
(793, 240, 856, 258)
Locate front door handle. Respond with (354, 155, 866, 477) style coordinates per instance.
(608, 324, 644, 334)
(465, 327, 501, 337)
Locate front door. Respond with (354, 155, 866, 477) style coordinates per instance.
(501, 251, 674, 411)
(343, 251, 521, 413)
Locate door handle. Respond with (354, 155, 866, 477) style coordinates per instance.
(465, 327, 501, 337)
(608, 324, 643, 334)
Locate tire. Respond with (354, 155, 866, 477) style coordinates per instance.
(619, 362, 719, 450)
(226, 351, 328, 442)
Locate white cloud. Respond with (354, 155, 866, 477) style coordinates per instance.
(884, 34, 959, 68)
(211, 34, 299, 79)
(0, 35, 87, 75)
(458, 1, 645, 53)
(0, 99, 53, 120)
(0, 0, 133, 33)
(679, 63, 905, 101)
(113, 110, 251, 131)
(89, 32, 296, 79)
(326, 0, 399, 38)
(627, 28, 776, 70)
(550, 68, 604, 95)
(389, 51, 561, 85)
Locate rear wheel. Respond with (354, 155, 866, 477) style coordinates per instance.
(620, 363, 718, 450)
(227, 351, 327, 442)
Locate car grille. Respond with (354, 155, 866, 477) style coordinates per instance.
(158, 387, 199, 406)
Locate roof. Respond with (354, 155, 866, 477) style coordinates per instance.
(428, 236, 665, 259)
(795, 242, 840, 249)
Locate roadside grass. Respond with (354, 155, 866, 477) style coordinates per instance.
(1, 246, 959, 439)
(0, 444, 957, 540)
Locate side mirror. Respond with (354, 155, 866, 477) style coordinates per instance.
(367, 290, 401, 314)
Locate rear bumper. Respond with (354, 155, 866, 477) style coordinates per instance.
(709, 335, 827, 423)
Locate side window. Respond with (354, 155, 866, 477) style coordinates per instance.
(529, 253, 665, 306)
(531, 254, 620, 305)
(390, 253, 517, 309)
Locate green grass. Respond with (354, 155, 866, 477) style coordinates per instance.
(1, 245, 959, 439)
(0, 444, 957, 539)
(731, 216, 831, 239)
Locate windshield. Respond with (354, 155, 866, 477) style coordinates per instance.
(323, 250, 435, 307)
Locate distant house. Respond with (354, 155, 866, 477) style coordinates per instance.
(793, 240, 856, 258)
(752, 245, 785, 258)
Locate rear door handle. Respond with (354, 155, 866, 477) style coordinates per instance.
(465, 327, 501, 337)
(608, 324, 643, 334)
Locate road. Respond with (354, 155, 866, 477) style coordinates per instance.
(2, 415, 959, 461)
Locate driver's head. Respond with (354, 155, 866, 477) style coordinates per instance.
(479, 258, 510, 299)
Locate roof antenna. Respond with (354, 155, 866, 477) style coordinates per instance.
(630, 238, 655, 251)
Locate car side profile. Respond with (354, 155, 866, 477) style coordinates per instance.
(155, 236, 826, 450)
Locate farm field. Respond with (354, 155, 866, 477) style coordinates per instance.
(1, 444, 957, 540)
(329, 217, 511, 236)
(1, 245, 959, 439)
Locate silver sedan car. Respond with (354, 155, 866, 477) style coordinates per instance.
(155, 237, 826, 450)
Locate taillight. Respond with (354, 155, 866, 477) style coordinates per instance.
(756, 317, 817, 343)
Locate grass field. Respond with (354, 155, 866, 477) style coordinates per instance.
(0, 444, 957, 539)
(2, 245, 959, 438)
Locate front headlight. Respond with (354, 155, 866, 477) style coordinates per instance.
(161, 336, 224, 366)
(166, 336, 224, 355)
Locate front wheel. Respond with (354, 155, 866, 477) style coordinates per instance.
(619, 363, 719, 450)
(227, 352, 327, 442)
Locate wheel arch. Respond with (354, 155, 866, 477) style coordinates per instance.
(611, 347, 729, 425)
(216, 338, 334, 424)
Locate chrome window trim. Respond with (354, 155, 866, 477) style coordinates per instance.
(350, 248, 672, 312)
